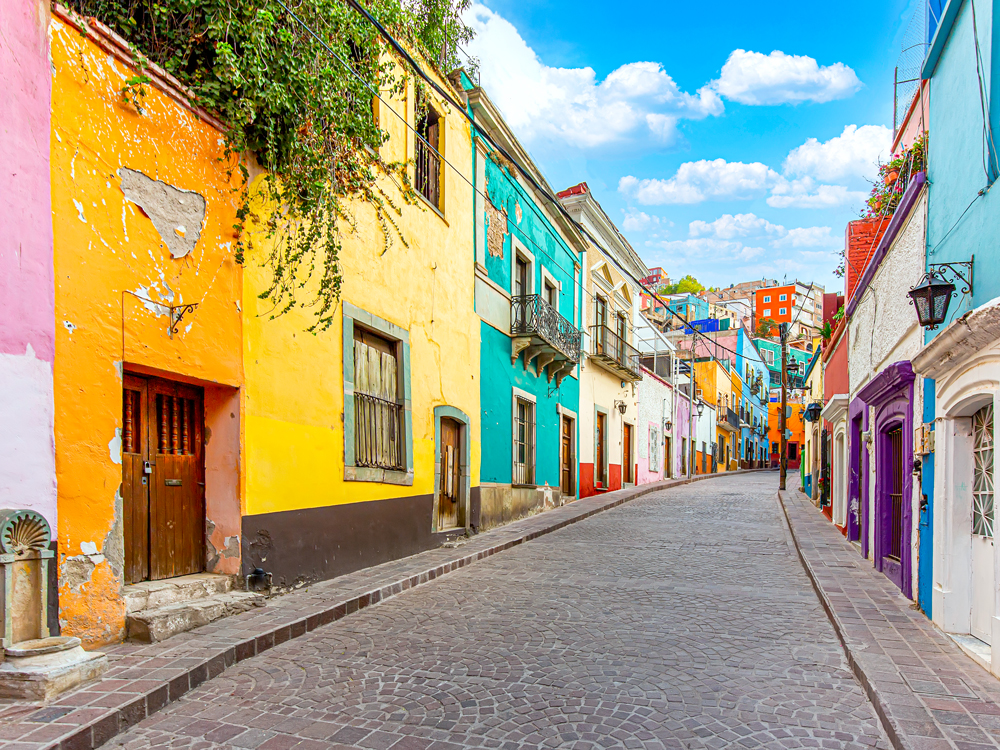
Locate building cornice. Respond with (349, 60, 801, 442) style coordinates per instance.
(857, 361, 915, 407)
(912, 298, 1000, 378)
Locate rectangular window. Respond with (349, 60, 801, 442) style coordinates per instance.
(514, 255, 528, 298)
(343, 303, 412, 485)
(544, 279, 557, 308)
(416, 101, 442, 210)
(763, 295, 771, 303)
(513, 397, 535, 485)
(779, 293, 787, 301)
(779, 307, 787, 316)
(762, 308, 771, 317)
(353, 328, 404, 471)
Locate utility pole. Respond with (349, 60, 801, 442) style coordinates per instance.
(688, 373, 696, 478)
(779, 323, 788, 491)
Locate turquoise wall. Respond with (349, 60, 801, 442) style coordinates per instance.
(926, 0, 1000, 332)
(477, 147, 583, 490)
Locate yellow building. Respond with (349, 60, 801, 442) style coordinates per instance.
(240, 65, 480, 587)
(50, 11, 478, 645)
(693, 358, 735, 472)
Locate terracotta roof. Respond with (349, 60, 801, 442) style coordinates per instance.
(556, 182, 589, 198)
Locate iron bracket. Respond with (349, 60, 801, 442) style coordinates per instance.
(929, 255, 974, 296)
(169, 303, 199, 338)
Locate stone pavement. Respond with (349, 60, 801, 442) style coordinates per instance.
(0, 471, 759, 750)
(779, 487, 1000, 750)
(98, 473, 889, 749)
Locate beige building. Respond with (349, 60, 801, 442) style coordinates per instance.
(557, 183, 646, 496)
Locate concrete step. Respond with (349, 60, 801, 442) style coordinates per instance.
(126, 591, 265, 643)
(124, 573, 233, 615)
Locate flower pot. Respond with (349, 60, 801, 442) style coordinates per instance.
(884, 169, 899, 185)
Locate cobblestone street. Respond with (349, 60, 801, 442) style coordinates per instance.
(110, 475, 888, 750)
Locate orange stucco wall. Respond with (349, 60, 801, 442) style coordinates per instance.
(50, 15, 243, 645)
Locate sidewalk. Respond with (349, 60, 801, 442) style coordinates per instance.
(0, 470, 764, 750)
(779, 488, 1000, 750)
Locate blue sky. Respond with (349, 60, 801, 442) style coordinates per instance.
(463, 0, 923, 294)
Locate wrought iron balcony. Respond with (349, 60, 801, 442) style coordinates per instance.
(588, 324, 641, 381)
(510, 295, 582, 386)
(719, 407, 740, 433)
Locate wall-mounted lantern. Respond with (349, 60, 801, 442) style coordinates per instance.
(664, 418, 672, 432)
(908, 258, 973, 330)
(614, 399, 628, 415)
(696, 401, 705, 417)
(804, 402, 823, 423)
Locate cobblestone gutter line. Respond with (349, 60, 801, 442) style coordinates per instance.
(0, 470, 769, 750)
(778, 488, 1000, 750)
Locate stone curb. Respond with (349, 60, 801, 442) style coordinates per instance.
(18, 469, 769, 750)
(776, 489, 908, 750)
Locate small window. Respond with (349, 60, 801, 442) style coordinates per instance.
(543, 278, 557, 308)
(513, 397, 535, 485)
(416, 101, 442, 210)
(762, 308, 771, 317)
(779, 307, 787, 316)
(514, 256, 529, 298)
(763, 295, 771, 303)
(354, 327, 403, 471)
(779, 294, 787, 301)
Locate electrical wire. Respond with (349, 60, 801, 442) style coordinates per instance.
(281, 0, 761, 375)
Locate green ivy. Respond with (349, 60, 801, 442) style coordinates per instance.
(69, 0, 473, 331)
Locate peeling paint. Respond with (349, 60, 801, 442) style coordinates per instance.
(108, 428, 122, 465)
(62, 320, 76, 334)
(80, 541, 98, 555)
(73, 198, 86, 223)
(118, 167, 206, 259)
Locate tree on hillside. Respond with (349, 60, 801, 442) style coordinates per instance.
(756, 318, 778, 338)
(661, 275, 705, 294)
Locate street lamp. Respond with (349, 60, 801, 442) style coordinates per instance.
(805, 402, 823, 423)
(697, 401, 705, 417)
(908, 271, 956, 330)
(664, 418, 672, 431)
(615, 399, 628, 415)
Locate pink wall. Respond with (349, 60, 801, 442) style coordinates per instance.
(0, 0, 57, 530)
(824, 326, 849, 401)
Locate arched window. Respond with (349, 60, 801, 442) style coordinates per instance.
(973, 404, 994, 538)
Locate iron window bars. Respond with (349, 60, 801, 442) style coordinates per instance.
(589, 324, 640, 379)
(513, 398, 535, 485)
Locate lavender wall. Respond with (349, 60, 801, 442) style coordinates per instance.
(0, 0, 57, 529)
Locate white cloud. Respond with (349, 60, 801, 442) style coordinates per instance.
(621, 208, 660, 232)
(775, 226, 838, 248)
(652, 237, 766, 262)
(689, 212, 784, 240)
(783, 124, 891, 182)
(464, 4, 722, 149)
(619, 160, 779, 205)
(767, 178, 868, 209)
(712, 49, 862, 105)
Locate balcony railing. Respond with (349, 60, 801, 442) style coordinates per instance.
(510, 295, 582, 384)
(719, 407, 740, 433)
(589, 324, 641, 381)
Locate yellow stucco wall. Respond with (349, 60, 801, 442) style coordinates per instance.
(241, 74, 480, 518)
(50, 16, 244, 645)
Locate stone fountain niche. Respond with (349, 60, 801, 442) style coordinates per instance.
(0, 510, 108, 701)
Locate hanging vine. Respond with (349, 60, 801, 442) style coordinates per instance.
(68, 0, 474, 331)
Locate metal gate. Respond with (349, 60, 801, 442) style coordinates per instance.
(888, 426, 904, 561)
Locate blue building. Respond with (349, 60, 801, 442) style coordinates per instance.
(912, 0, 1000, 671)
(466, 86, 588, 529)
(735, 329, 770, 468)
(664, 294, 710, 329)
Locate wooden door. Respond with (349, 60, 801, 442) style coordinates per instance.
(623, 424, 633, 483)
(664, 436, 671, 478)
(123, 375, 205, 583)
(596, 413, 606, 486)
(437, 418, 461, 529)
(561, 416, 574, 495)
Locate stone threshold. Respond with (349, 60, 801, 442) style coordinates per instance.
(778, 488, 1000, 750)
(0, 469, 770, 750)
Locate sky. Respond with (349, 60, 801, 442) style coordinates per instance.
(461, 0, 925, 295)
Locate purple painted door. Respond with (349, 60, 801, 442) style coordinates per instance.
(879, 426, 905, 590)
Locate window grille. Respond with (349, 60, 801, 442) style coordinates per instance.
(974, 404, 995, 538)
(415, 104, 442, 209)
(513, 398, 535, 485)
(354, 332, 404, 470)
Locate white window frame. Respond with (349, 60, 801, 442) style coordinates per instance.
(512, 387, 537, 486)
(762, 308, 771, 317)
(779, 293, 787, 301)
(779, 307, 787, 316)
(541, 266, 561, 312)
(763, 295, 771, 303)
(511, 238, 535, 297)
